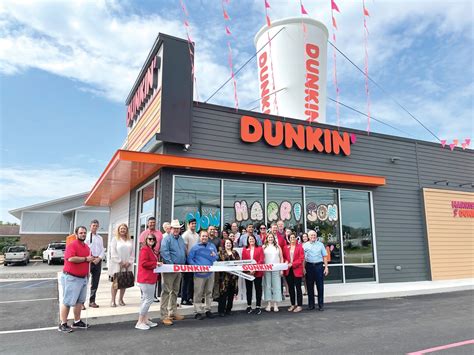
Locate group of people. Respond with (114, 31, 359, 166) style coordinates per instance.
(58, 217, 329, 333)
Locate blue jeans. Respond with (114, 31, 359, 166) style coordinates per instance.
(263, 271, 282, 302)
(61, 273, 87, 307)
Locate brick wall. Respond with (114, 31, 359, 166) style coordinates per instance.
(20, 234, 109, 252)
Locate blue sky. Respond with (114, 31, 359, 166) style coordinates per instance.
(0, 0, 473, 222)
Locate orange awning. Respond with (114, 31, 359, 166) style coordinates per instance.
(85, 150, 386, 206)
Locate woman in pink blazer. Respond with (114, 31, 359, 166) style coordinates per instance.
(241, 234, 265, 315)
(282, 233, 305, 312)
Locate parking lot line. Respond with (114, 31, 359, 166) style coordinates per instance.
(0, 298, 56, 304)
(0, 282, 18, 288)
(0, 326, 57, 335)
(407, 339, 474, 354)
(20, 280, 54, 289)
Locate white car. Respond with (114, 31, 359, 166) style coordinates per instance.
(4, 246, 30, 266)
(42, 242, 66, 265)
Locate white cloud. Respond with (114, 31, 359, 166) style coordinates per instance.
(0, 165, 96, 222)
(0, 166, 95, 201)
(0, 0, 472, 142)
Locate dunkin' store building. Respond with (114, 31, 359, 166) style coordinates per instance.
(85, 23, 473, 285)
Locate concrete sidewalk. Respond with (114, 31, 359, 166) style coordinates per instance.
(57, 271, 473, 324)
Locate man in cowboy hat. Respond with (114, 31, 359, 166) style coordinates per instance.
(160, 219, 187, 326)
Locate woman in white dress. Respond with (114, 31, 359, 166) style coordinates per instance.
(263, 233, 283, 312)
(109, 223, 134, 307)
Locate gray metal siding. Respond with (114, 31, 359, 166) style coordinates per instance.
(160, 104, 473, 283)
(128, 191, 136, 238)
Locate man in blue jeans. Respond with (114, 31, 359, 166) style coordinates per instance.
(303, 230, 329, 311)
(188, 230, 218, 320)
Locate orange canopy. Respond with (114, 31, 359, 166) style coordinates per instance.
(85, 150, 386, 206)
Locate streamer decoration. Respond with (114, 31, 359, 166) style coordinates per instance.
(263, 0, 279, 115)
(222, 0, 239, 110)
(362, 0, 371, 134)
(180, 0, 199, 101)
(330, 0, 341, 128)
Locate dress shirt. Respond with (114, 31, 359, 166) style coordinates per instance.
(85, 232, 105, 259)
(303, 240, 327, 263)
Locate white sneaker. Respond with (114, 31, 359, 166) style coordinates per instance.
(135, 323, 150, 330)
(274, 305, 279, 312)
(265, 304, 272, 312)
(146, 320, 158, 328)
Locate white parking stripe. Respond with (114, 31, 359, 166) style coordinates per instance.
(0, 327, 57, 335)
(0, 277, 56, 283)
(20, 280, 53, 289)
(0, 298, 56, 304)
(0, 282, 18, 288)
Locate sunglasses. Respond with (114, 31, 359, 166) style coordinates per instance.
(147, 237, 156, 241)
(260, 227, 266, 229)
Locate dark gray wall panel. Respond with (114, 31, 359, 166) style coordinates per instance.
(160, 104, 473, 283)
(128, 191, 136, 238)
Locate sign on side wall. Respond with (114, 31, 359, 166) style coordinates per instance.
(452, 201, 474, 217)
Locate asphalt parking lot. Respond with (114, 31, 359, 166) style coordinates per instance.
(0, 260, 63, 279)
(0, 289, 472, 354)
(0, 279, 58, 331)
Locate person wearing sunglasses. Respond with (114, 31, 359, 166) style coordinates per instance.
(259, 225, 268, 244)
(136, 234, 162, 330)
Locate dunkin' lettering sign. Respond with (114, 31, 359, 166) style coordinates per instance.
(258, 51, 271, 114)
(305, 44, 321, 122)
(240, 115, 353, 156)
(126, 55, 160, 127)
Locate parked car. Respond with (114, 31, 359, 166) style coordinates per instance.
(4, 246, 30, 266)
(42, 242, 66, 265)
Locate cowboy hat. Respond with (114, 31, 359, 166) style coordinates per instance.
(170, 219, 183, 229)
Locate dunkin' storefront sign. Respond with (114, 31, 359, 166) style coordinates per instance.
(240, 115, 353, 156)
(126, 55, 160, 127)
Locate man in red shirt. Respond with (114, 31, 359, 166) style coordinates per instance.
(59, 226, 94, 333)
(273, 222, 287, 248)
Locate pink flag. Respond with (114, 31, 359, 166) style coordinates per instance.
(363, 7, 370, 16)
(441, 139, 447, 148)
(449, 143, 455, 151)
(225, 26, 231, 35)
(184, 20, 189, 27)
(465, 138, 471, 145)
(301, 4, 308, 15)
(462, 143, 467, 150)
(453, 139, 459, 146)
(266, 15, 271, 27)
(331, 0, 340, 12)
(332, 16, 337, 29)
(223, 9, 230, 20)
(350, 133, 357, 144)
(264, 0, 271, 8)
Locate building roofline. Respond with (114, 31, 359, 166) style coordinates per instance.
(193, 101, 473, 153)
(8, 191, 89, 219)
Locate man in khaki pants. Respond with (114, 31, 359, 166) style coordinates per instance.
(159, 219, 187, 326)
(187, 230, 218, 320)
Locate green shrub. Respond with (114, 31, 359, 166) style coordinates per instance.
(0, 237, 20, 254)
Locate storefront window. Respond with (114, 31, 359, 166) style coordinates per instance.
(173, 177, 221, 232)
(341, 190, 374, 264)
(345, 265, 376, 282)
(325, 266, 343, 284)
(141, 183, 155, 214)
(305, 187, 340, 264)
(223, 181, 264, 230)
(266, 184, 303, 234)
